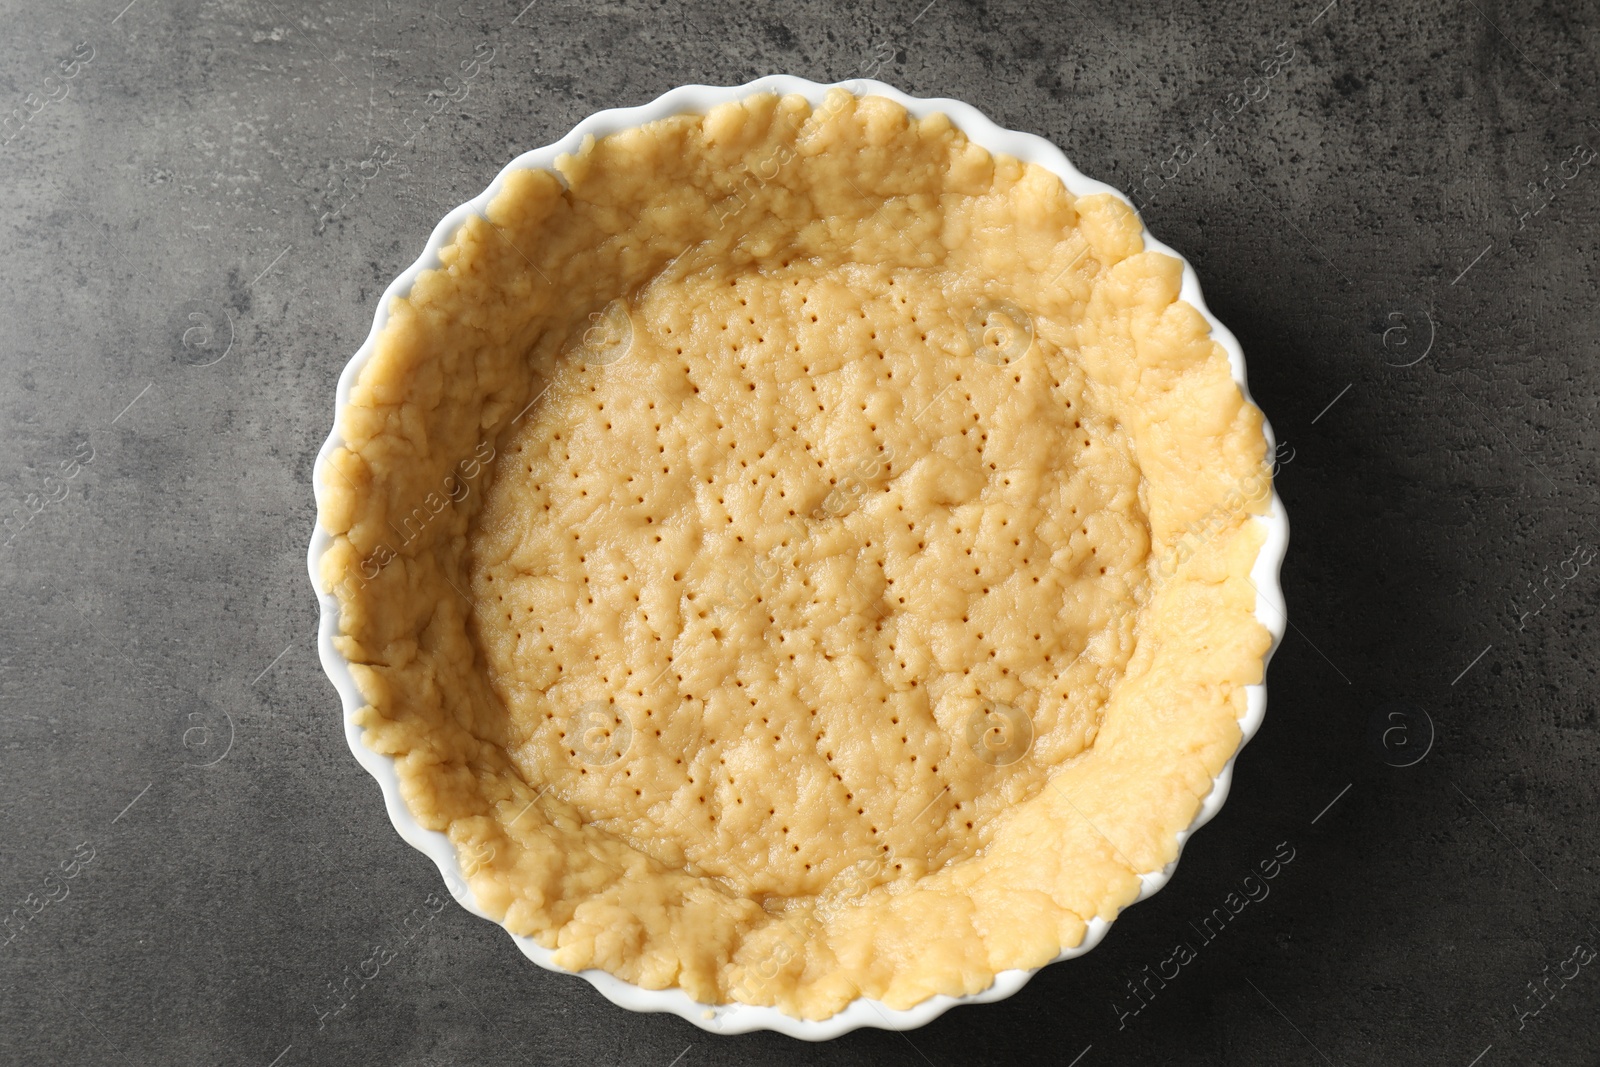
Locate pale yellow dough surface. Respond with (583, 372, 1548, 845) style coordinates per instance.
(316, 90, 1272, 1019)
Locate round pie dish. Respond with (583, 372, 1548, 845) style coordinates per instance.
(308, 74, 1289, 1039)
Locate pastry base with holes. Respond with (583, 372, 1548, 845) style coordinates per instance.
(316, 89, 1272, 1019)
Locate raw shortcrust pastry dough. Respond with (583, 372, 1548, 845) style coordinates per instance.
(316, 90, 1272, 1020)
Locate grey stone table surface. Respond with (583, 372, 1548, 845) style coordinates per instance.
(2, 0, 1598, 1063)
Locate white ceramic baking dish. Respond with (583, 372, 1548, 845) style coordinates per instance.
(308, 73, 1290, 1040)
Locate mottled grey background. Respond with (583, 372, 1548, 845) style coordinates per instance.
(2, 0, 1597, 1063)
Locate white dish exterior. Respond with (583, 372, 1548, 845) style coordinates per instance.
(308, 74, 1290, 1040)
